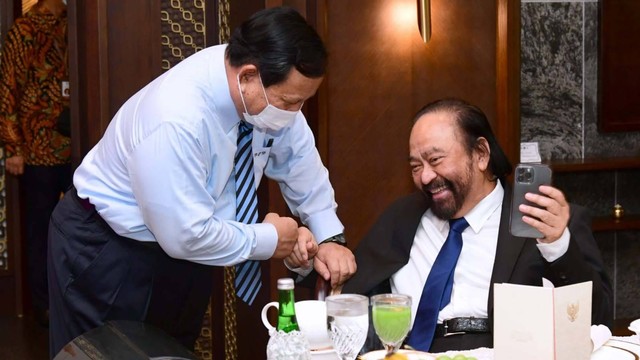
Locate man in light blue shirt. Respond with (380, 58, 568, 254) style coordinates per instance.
(47, 7, 355, 357)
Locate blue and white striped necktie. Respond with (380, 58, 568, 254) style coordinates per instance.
(234, 121, 261, 305)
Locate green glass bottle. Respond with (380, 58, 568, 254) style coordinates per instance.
(276, 278, 300, 333)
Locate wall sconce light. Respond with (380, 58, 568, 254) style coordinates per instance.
(418, 0, 431, 43)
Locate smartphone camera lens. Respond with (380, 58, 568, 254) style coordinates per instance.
(517, 167, 534, 183)
(525, 170, 533, 181)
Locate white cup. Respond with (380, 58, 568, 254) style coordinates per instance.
(261, 300, 332, 350)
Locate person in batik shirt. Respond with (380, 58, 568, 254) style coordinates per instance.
(0, 0, 71, 327)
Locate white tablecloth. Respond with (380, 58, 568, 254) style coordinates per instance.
(430, 336, 640, 360)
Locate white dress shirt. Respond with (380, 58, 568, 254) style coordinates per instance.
(391, 181, 570, 327)
(74, 44, 343, 266)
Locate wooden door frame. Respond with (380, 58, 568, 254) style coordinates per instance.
(496, 0, 521, 167)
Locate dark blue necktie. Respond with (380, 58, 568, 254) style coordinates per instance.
(234, 121, 261, 305)
(407, 217, 469, 351)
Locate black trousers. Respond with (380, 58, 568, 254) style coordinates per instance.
(22, 164, 72, 312)
(48, 188, 213, 358)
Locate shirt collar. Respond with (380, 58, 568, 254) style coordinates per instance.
(465, 180, 503, 233)
(209, 44, 242, 133)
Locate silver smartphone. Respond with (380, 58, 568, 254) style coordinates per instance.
(509, 163, 553, 238)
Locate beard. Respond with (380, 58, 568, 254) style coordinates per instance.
(421, 161, 474, 220)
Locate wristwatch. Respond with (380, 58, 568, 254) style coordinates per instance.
(321, 233, 347, 246)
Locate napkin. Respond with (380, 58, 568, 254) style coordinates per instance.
(590, 324, 612, 352)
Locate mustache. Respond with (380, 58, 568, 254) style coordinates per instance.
(421, 177, 451, 195)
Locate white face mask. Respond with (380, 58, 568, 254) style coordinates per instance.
(237, 74, 300, 131)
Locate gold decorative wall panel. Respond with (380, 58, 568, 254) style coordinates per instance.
(160, 0, 207, 70)
(217, 0, 230, 44)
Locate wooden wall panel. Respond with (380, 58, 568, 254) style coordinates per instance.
(106, 2, 162, 117)
(600, 0, 640, 132)
(411, 1, 498, 130)
(322, 0, 416, 246)
(69, 0, 162, 164)
(68, 0, 106, 166)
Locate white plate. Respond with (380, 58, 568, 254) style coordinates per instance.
(592, 346, 637, 360)
(592, 339, 640, 360)
(311, 348, 339, 360)
(360, 350, 435, 360)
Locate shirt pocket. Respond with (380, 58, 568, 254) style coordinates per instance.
(252, 146, 271, 185)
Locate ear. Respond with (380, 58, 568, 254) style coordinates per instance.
(237, 64, 259, 83)
(475, 137, 491, 172)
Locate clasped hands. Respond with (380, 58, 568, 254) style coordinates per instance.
(263, 212, 356, 289)
(518, 185, 570, 243)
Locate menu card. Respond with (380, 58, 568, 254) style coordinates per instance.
(494, 281, 592, 360)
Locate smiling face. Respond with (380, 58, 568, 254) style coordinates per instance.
(409, 110, 491, 220)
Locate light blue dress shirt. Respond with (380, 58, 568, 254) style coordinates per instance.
(74, 44, 343, 266)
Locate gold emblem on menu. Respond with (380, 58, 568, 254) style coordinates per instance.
(567, 301, 579, 322)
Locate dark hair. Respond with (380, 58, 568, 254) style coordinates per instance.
(225, 6, 327, 87)
(413, 98, 513, 181)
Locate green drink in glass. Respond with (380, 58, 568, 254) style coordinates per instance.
(373, 305, 411, 344)
(371, 294, 412, 357)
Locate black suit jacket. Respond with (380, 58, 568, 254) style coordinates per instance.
(342, 185, 613, 352)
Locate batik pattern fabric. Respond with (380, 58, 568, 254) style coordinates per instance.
(0, 6, 70, 166)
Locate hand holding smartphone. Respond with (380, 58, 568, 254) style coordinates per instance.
(509, 163, 553, 238)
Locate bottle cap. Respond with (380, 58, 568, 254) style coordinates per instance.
(277, 277, 295, 290)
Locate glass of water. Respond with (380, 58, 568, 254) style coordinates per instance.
(326, 294, 369, 360)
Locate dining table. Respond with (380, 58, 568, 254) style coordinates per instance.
(352, 335, 640, 360)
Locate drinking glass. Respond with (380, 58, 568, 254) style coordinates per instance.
(371, 294, 412, 357)
(326, 294, 369, 360)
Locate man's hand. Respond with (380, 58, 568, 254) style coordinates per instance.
(519, 185, 570, 243)
(262, 213, 298, 259)
(5, 155, 24, 176)
(285, 227, 319, 269)
(313, 242, 356, 289)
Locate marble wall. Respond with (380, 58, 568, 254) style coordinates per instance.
(521, 0, 640, 321)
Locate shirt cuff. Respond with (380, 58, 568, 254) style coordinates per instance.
(305, 209, 344, 243)
(536, 228, 571, 262)
(285, 258, 315, 277)
(250, 222, 278, 260)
